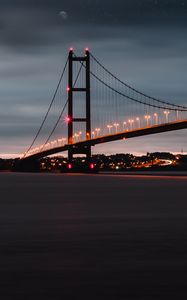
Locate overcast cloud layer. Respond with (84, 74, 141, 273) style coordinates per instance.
(0, 0, 187, 157)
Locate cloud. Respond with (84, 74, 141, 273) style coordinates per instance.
(0, 0, 187, 50)
(59, 11, 68, 20)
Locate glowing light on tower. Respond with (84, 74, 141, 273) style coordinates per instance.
(85, 48, 89, 56)
(64, 115, 72, 124)
(68, 163, 72, 169)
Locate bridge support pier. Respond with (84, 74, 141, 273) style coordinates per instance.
(68, 48, 91, 164)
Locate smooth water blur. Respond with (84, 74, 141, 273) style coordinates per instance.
(0, 173, 187, 299)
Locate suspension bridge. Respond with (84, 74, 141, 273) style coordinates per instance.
(18, 48, 187, 171)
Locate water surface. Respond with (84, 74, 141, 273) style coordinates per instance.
(0, 173, 187, 299)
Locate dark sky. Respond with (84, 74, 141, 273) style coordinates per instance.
(0, 0, 187, 157)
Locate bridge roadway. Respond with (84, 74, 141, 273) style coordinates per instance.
(23, 119, 187, 160)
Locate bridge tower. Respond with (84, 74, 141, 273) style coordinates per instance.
(68, 48, 91, 163)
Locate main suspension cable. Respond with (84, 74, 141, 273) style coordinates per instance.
(90, 70, 187, 112)
(23, 57, 69, 157)
(39, 61, 84, 152)
(76, 55, 187, 112)
(90, 53, 187, 110)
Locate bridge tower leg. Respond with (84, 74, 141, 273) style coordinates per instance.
(68, 48, 91, 163)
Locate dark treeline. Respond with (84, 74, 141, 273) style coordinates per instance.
(1, 152, 187, 172)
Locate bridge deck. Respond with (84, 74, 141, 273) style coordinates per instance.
(22, 119, 187, 160)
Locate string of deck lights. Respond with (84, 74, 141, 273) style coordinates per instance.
(23, 108, 185, 158)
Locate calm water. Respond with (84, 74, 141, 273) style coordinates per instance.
(0, 172, 187, 299)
